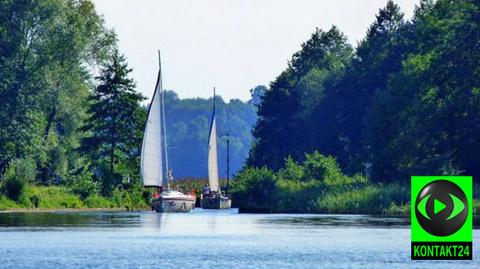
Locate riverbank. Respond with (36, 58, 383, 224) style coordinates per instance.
(0, 185, 149, 212)
(0, 207, 129, 213)
(229, 153, 480, 215)
(2, 180, 478, 216)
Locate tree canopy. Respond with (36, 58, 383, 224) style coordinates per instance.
(248, 0, 480, 184)
(0, 0, 114, 184)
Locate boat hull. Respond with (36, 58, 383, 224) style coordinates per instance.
(151, 196, 195, 213)
(201, 196, 232, 209)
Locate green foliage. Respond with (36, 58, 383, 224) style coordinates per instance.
(0, 0, 256, 204)
(317, 184, 406, 214)
(109, 184, 148, 210)
(249, 26, 353, 170)
(302, 152, 344, 185)
(277, 157, 305, 182)
(248, 0, 480, 185)
(1, 158, 36, 201)
(367, 0, 480, 182)
(83, 194, 114, 208)
(233, 153, 405, 214)
(231, 166, 278, 212)
(68, 170, 100, 199)
(23, 185, 84, 209)
(0, 184, 149, 211)
(80, 49, 145, 195)
(473, 199, 480, 216)
(386, 202, 411, 217)
(0, 0, 114, 186)
(0, 196, 22, 211)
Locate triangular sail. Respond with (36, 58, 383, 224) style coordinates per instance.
(208, 88, 220, 192)
(141, 52, 164, 187)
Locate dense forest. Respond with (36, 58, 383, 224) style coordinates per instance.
(233, 0, 480, 213)
(0, 0, 257, 209)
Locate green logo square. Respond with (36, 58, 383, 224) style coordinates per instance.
(411, 176, 472, 260)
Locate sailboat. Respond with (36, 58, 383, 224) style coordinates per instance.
(141, 51, 196, 213)
(201, 88, 232, 209)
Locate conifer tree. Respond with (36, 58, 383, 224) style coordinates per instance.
(80, 49, 145, 194)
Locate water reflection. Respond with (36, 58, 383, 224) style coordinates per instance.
(260, 215, 410, 228)
(0, 211, 142, 228)
(138, 209, 240, 235)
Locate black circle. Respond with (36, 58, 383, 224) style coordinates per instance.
(415, 180, 468, 236)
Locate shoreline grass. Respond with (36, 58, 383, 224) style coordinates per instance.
(2, 181, 477, 217)
(0, 184, 149, 212)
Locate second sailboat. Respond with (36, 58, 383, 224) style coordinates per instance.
(201, 88, 232, 209)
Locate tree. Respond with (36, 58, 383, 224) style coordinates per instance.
(248, 26, 353, 170)
(80, 49, 145, 194)
(247, 0, 480, 185)
(0, 0, 114, 184)
(366, 0, 480, 183)
(329, 0, 411, 175)
(248, 85, 266, 106)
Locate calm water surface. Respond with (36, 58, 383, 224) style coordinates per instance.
(0, 209, 478, 269)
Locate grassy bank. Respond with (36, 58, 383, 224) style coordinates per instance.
(0, 178, 230, 212)
(230, 152, 479, 216)
(0, 185, 149, 211)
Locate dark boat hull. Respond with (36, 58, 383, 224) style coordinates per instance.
(201, 196, 232, 209)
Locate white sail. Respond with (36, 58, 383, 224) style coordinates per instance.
(141, 53, 164, 187)
(208, 89, 220, 192)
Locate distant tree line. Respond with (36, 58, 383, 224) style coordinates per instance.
(163, 88, 260, 179)
(248, 0, 480, 185)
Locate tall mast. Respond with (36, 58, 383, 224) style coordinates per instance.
(213, 87, 216, 112)
(207, 86, 220, 192)
(226, 133, 230, 195)
(158, 50, 170, 189)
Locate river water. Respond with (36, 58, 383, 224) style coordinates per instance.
(0, 209, 478, 269)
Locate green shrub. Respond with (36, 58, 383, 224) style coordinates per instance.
(61, 195, 83, 208)
(1, 158, 36, 201)
(232, 152, 409, 214)
(277, 157, 305, 182)
(230, 166, 277, 212)
(25, 185, 84, 209)
(385, 202, 410, 216)
(110, 184, 148, 210)
(29, 194, 41, 208)
(317, 185, 377, 213)
(473, 199, 480, 216)
(276, 179, 322, 212)
(316, 183, 406, 214)
(0, 195, 22, 210)
(84, 195, 114, 208)
(303, 152, 344, 185)
(69, 170, 100, 199)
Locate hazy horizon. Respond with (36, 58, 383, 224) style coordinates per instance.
(93, 0, 417, 102)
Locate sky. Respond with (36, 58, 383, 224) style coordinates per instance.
(92, 0, 418, 102)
